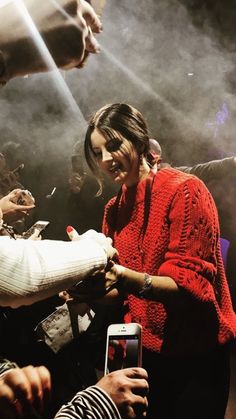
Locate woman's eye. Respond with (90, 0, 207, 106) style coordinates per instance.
(93, 151, 102, 159)
(107, 139, 122, 152)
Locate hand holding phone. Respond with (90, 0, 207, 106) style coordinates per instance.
(104, 323, 142, 375)
(23, 220, 50, 239)
(96, 367, 149, 418)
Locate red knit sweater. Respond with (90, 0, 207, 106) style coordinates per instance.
(103, 168, 236, 356)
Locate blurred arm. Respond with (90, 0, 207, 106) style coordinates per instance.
(177, 157, 236, 183)
(0, 0, 103, 83)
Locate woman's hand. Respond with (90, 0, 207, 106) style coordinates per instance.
(0, 189, 35, 223)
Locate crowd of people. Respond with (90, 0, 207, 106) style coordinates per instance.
(0, 1, 236, 419)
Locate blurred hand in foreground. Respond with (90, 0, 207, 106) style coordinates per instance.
(0, 0, 104, 81)
(0, 365, 51, 419)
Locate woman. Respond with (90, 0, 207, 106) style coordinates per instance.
(83, 103, 236, 419)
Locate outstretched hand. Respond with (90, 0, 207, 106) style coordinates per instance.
(0, 189, 35, 223)
(0, 0, 105, 81)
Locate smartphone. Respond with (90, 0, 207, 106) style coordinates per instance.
(23, 220, 50, 239)
(104, 323, 142, 375)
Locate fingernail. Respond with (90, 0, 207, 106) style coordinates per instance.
(66, 226, 74, 233)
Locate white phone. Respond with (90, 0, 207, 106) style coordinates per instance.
(104, 323, 142, 375)
(23, 220, 50, 239)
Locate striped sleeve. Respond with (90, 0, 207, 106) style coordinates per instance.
(54, 386, 121, 419)
(0, 357, 18, 376)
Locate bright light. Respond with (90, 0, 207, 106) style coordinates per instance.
(14, 0, 86, 124)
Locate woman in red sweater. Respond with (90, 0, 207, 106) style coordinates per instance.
(83, 103, 236, 419)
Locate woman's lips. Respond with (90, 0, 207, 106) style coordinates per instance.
(109, 163, 121, 173)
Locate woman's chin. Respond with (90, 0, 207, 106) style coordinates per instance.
(109, 170, 124, 184)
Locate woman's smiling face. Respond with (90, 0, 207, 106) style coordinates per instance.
(91, 128, 140, 187)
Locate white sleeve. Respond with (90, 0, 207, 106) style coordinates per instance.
(0, 237, 107, 308)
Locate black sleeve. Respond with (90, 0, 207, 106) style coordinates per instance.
(177, 157, 236, 183)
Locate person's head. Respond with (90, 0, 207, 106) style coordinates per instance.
(149, 138, 162, 157)
(84, 103, 158, 193)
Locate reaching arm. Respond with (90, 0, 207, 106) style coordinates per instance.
(0, 0, 103, 84)
(177, 157, 236, 183)
(0, 229, 116, 308)
(54, 367, 148, 419)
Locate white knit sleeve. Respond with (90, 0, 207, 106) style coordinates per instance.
(0, 237, 107, 308)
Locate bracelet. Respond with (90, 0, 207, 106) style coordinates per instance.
(139, 273, 153, 298)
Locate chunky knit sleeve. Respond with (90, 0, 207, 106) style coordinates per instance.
(0, 237, 107, 308)
(158, 176, 220, 302)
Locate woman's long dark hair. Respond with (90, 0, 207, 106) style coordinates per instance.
(84, 103, 159, 195)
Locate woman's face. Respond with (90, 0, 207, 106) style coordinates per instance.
(91, 128, 140, 186)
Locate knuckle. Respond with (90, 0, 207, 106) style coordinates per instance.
(0, 385, 12, 402)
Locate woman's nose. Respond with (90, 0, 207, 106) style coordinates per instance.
(102, 149, 112, 162)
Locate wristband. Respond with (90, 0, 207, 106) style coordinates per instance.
(139, 273, 153, 298)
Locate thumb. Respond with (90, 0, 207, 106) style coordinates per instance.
(66, 225, 80, 241)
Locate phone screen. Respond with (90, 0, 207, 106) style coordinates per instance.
(105, 334, 141, 374)
(23, 221, 49, 239)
